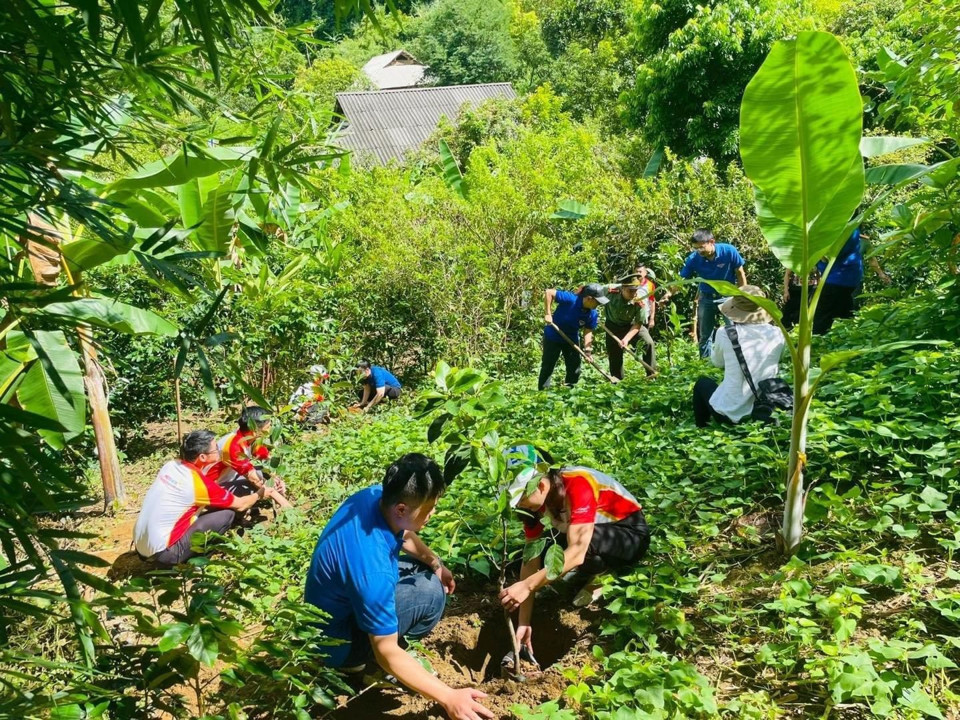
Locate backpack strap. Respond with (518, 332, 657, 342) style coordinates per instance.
(725, 326, 760, 399)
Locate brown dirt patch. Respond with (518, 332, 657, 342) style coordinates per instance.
(330, 587, 598, 719)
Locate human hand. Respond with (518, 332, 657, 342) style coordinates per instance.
(648, 319, 655, 329)
(435, 562, 456, 594)
(782, 289, 790, 303)
(273, 477, 287, 494)
(441, 688, 493, 720)
(544, 313, 553, 325)
(880, 271, 892, 286)
(618, 339, 628, 349)
(499, 581, 531, 611)
(516, 624, 533, 655)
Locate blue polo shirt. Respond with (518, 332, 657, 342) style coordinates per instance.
(817, 229, 863, 288)
(679, 243, 745, 298)
(364, 366, 401, 390)
(544, 289, 599, 343)
(304, 486, 403, 667)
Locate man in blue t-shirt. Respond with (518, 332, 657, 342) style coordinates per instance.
(812, 228, 891, 335)
(663, 228, 748, 358)
(354, 360, 402, 412)
(539, 283, 607, 390)
(305, 453, 492, 720)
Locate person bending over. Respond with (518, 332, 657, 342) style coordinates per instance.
(133, 430, 278, 566)
(499, 450, 649, 656)
(353, 360, 402, 412)
(539, 283, 607, 390)
(304, 453, 491, 720)
(211, 405, 291, 509)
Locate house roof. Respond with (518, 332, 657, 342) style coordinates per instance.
(362, 49, 426, 90)
(333, 83, 517, 165)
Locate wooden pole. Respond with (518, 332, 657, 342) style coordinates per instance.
(174, 362, 183, 447)
(548, 323, 618, 384)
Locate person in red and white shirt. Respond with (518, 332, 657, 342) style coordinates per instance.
(209, 406, 292, 509)
(133, 430, 278, 566)
(499, 452, 649, 656)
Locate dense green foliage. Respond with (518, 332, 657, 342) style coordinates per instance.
(3, 0, 959, 718)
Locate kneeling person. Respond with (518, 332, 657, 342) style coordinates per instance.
(212, 405, 291, 509)
(304, 454, 491, 720)
(133, 430, 277, 566)
(354, 360, 402, 412)
(500, 459, 649, 652)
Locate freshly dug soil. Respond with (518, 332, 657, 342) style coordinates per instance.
(331, 584, 599, 719)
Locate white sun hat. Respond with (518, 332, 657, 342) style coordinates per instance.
(506, 466, 542, 508)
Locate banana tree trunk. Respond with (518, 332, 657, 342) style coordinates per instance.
(78, 325, 126, 509)
(781, 281, 814, 553)
(23, 214, 126, 510)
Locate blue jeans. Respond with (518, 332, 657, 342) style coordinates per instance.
(697, 294, 732, 358)
(341, 557, 446, 668)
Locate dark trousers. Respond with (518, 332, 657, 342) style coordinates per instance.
(813, 283, 856, 335)
(152, 509, 236, 566)
(538, 339, 582, 390)
(692, 377, 732, 428)
(604, 322, 656, 379)
(357, 386, 402, 402)
(552, 512, 650, 576)
(341, 558, 446, 668)
(782, 285, 817, 330)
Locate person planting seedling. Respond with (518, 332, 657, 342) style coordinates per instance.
(210, 405, 292, 511)
(352, 360, 402, 412)
(289, 363, 331, 426)
(304, 453, 492, 720)
(539, 283, 610, 389)
(498, 450, 650, 658)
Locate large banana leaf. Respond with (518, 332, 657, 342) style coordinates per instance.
(740, 31, 864, 274)
(178, 174, 221, 229)
(195, 176, 242, 253)
(107, 146, 253, 192)
(16, 331, 86, 449)
(30, 298, 179, 336)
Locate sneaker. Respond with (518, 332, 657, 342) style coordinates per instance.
(572, 582, 604, 607)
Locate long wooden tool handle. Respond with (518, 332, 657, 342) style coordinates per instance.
(598, 323, 659, 377)
(549, 322, 617, 384)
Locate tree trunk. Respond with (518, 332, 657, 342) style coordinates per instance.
(78, 326, 126, 510)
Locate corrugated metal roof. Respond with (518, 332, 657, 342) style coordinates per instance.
(362, 49, 426, 89)
(333, 83, 517, 165)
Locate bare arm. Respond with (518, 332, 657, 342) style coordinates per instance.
(402, 531, 455, 593)
(357, 384, 371, 408)
(372, 635, 492, 720)
(582, 329, 594, 354)
(736, 266, 747, 286)
(544, 288, 557, 323)
(783, 270, 793, 301)
(500, 523, 595, 610)
(227, 486, 269, 513)
(364, 387, 386, 411)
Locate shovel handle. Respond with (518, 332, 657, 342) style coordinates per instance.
(598, 323, 659, 377)
(548, 322, 617, 384)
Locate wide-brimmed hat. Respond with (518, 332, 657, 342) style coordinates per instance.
(719, 286, 772, 324)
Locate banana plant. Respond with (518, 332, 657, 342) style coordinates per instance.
(710, 31, 945, 554)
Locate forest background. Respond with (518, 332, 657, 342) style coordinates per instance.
(2, 0, 959, 718)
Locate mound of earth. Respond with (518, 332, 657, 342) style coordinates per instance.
(332, 583, 599, 719)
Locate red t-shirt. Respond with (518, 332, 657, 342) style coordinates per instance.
(523, 467, 642, 540)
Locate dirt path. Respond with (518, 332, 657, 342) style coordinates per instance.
(330, 585, 599, 719)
